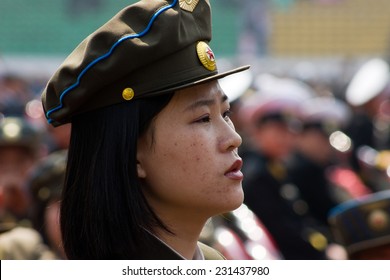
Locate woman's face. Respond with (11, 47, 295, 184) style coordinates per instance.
(253, 121, 296, 160)
(137, 80, 244, 220)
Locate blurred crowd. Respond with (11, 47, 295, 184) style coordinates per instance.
(1, 56, 390, 260)
(0, 72, 70, 259)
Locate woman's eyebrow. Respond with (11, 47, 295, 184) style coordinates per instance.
(184, 94, 228, 112)
(184, 98, 215, 112)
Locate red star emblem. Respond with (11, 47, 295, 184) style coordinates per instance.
(206, 47, 215, 61)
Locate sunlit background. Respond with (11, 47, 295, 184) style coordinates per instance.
(2, 0, 390, 80)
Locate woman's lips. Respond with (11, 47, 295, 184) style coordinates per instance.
(225, 159, 243, 180)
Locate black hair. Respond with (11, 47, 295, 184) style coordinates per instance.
(60, 93, 173, 259)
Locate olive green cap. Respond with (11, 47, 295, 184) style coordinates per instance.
(41, 0, 249, 126)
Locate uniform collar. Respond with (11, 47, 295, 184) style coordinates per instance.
(142, 229, 205, 260)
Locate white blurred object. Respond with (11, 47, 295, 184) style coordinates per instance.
(254, 74, 315, 101)
(346, 58, 390, 106)
(240, 75, 314, 126)
(301, 96, 352, 128)
(219, 70, 253, 102)
(330, 131, 352, 152)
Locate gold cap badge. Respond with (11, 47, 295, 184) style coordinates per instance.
(179, 0, 200, 12)
(196, 41, 216, 71)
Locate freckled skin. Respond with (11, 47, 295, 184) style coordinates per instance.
(137, 81, 243, 220)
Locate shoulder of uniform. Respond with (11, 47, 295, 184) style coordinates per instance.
(198, 242, 226, 260)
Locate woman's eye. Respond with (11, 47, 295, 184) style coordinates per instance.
(195, 115, 211, 123)
(223, 109, 232, 121)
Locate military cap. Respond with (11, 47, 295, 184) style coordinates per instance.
(254, 74, 315, 101)
(346, 58, 390, 106)
(0, 116, 41, 151)
(239, 75, 313, 127)
(28, 150, 67, 204)
(41, 0, 249, 126)
(300, 96, 351, 135)
(243, 96, 302, 127)
(328, 190, 390, 255)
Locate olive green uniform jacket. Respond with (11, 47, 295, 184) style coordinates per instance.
(136, 232, 225, 260)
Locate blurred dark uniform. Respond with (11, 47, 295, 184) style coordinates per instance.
(242, 150, 328, 259)
(239, 79, 329, 259)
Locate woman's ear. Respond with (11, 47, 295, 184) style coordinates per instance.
(136, 139, 147, 178)
(136, 160, 147, 178)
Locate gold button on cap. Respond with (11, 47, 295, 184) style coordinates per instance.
(122, 88, 135, 101)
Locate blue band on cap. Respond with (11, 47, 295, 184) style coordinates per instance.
(328, 190, 390, 217)
(46, 0, 179, 123)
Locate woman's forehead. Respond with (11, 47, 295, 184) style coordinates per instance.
(173, 81, 227, 107)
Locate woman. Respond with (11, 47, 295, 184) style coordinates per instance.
(41, 0, 248, 259)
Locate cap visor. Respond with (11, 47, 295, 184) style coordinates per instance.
(143, 65, 251, 97)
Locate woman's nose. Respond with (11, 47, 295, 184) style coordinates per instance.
(220, 121, 242, 152)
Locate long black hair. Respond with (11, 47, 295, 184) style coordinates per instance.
(60, 93, 173, 259)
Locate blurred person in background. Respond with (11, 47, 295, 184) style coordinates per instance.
(0, 116, 43, 222)
(0, 70, 44, 223)
(286, 96, 353, 226)
(239, 75, 329, 259)
(328, 190, 390, 259)
(344, 58, 390, 191)
(0, 116, 55, 259)
(27, 149, 67, 259)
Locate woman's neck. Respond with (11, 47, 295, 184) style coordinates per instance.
(153, 212, 208, 259)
